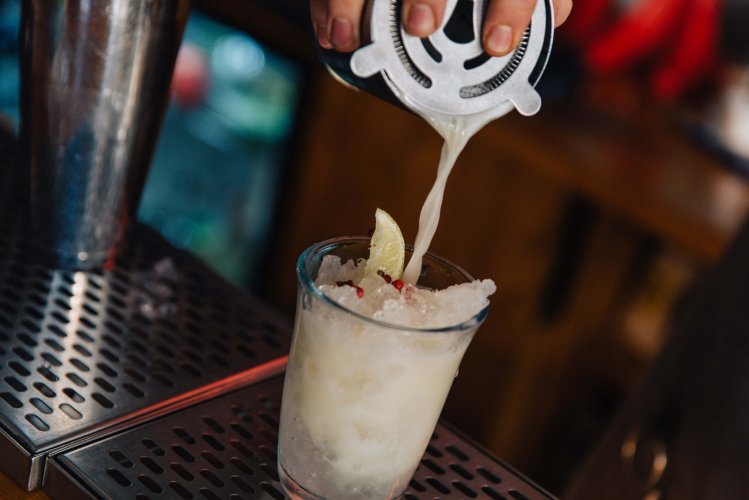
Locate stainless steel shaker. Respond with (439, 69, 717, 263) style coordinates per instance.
(319, 0, 554, 125)
(20, 0, 190, 268)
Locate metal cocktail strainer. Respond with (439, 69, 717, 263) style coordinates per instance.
(321, 0, 554, 124)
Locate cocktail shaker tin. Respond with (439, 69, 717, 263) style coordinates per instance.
(319, 0, 554, 122)
(20, 0, 190, 269)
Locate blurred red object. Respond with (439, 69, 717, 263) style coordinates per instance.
(171, 43, 210, 108)
(651, 0, 721, 101)
(562, 0, 723, 102)
(563, 0, 614, 45)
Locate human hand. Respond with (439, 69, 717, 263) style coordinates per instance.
(311, 0, 572, 55)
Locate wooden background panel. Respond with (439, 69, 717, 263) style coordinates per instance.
(0, 474, 48, 500)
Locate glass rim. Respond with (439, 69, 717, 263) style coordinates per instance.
(296, 236, 490, 334)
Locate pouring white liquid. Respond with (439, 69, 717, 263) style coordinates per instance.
(402, 113, 491, 284)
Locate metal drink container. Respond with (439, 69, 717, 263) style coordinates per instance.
(19, 0, 190, 268)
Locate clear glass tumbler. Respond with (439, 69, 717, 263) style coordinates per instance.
(278, 237, 489, 499)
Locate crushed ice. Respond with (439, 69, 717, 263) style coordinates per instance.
(316, 255, 496, 328)
(132, 257, 179, 320)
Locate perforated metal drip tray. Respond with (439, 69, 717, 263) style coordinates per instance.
(45, 375, 555, 499)
(0, 223, 291, 490)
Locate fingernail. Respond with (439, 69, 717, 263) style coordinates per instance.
(407, 3, 436, 36)
(330, 17, 353, 49)
(485, 25, 513, 55)
(318, 22, 332, 49)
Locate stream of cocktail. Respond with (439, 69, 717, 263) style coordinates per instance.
(403, 115, 479, 284)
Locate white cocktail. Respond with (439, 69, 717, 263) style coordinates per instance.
(278, 236, 495, 499)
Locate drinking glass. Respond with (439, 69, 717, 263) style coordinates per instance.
(278, 237, 489, 499)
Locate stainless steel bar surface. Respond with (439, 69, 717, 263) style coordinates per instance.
(0, 223, 291, 491)
(46, 374, 556, 499)
(19, 0, 190, 269)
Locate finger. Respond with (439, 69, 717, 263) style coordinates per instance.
(554, 0, 573, 27)
(402, 0, 446, 38)
(325, 0, 367, 52)
(310, 0, 332, 49)
(483, 0, 536, 57)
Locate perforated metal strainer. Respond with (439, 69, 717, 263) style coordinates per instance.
(322, 0, 554, 124)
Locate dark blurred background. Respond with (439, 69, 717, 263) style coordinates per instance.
(2, 0, 749, 496)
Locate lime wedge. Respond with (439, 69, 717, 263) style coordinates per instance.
(365, 208, 405, 279)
